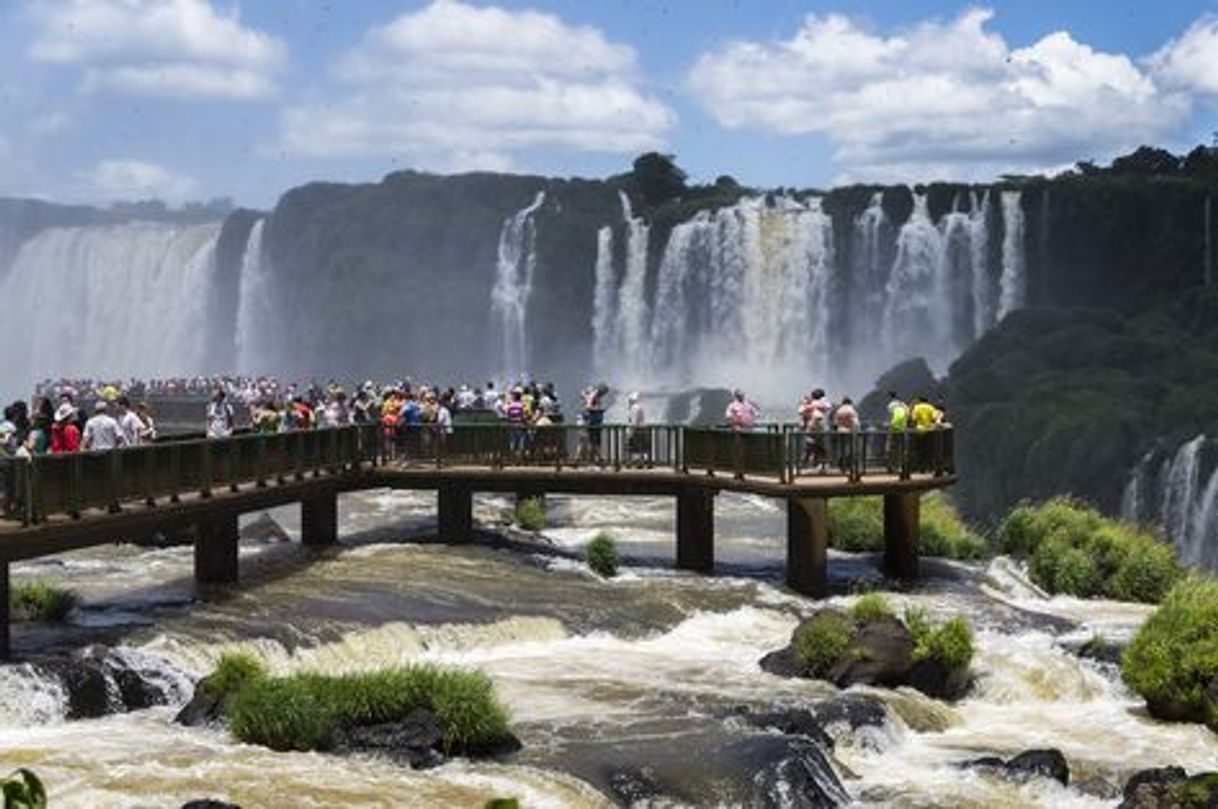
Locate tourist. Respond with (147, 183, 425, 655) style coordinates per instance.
(583, 384, 608, 463)
(82, 401, 127, 451)
(206, 390, 235, 438)
(886, 391, 909, 473)
(136, 402, 158, 443)
(0, 407, 17, 456)
(725, 389, 759, 432)
(51, 401, 80, 453)
(506, 388, 528, 457)
(115, 396, 145, 446)
(799, 388, 829, 471)
(833, 396, 860, 474)
(322, 390, 350, 428)
(627, 392, 648, 467)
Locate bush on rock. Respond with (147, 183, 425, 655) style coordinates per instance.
(585, 532, 619, 578)
(1121, 577, 1218, 731)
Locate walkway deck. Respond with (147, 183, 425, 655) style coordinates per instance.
(0, 423, 956, 657)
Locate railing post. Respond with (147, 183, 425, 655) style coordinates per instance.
(69, 453, 83, 518)
(256, 434, 267, 488)
(143, 446, 156, 506)
(199, 443, 213, 499)
(170, 443, 182, 503)
(228, 439, 240, 493)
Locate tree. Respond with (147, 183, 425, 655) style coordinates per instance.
(1109, 146, 1181, 176)
(631, 152, 687, 207)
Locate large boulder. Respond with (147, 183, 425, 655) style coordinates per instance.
(1118, 767, 1218, 809)
(748, 737, 851, 808)
(37, 645, 181, 719)
(824, 616, 913, 688)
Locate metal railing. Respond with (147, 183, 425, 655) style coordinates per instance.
(0, 423, 953, 525)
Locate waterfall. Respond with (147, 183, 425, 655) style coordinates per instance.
(612, 191, 652, 379)
(998, 190, 1026, 319)
(1189, 467, 1218, 569)
(234, 220, 270, 373)
(1160, 435, 1205, 555)
(490, 191, 546, 379)
(883, 194, 946, 361)
(0, 222, 221, 387)
(649, 215, 704, 373)
(591, 226, 616, 374)
(1120, 449, 1156, 523)
(969, 190, 992, 338)
(1205, 195, 1213, 287)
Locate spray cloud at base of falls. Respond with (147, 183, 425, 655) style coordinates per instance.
(0, 222, 222, 387)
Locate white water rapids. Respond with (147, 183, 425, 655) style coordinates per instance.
(1, 489, 1211, 807)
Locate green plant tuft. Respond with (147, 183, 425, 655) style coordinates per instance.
(1, 768, 47, 809)
(10, 580, 77, 622)
(585, 532, 619, 578)
(514, 497, 546, 531)
(1122, 576, 1218, 731)
(228, 664, 512, 754)
(203, 651, 268, 701)
(1001, 498, 1182, 603)
(850, 593, 893, 622)
(906, 608, 974, 670)
(827, 494, 988, 560)
(484, 800, 521, 809)
(791, 612, 855, 678)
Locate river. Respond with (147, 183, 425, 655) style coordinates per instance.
(1, 489, 1214, 807)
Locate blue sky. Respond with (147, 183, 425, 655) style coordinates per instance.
(1, 0, 1217, 208)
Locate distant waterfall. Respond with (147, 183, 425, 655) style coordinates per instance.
(613, 191, 652, 376)
(591, 226, 616, 373)
(998, 190, 1026, 318)
(490, 191, 546, 379)
(969, 190, 992, 338)
(883, 194, 945, 358)
(234, 219, 270, 373)
(1125, 436, 1218, 571)
(0, 222, 220, 386)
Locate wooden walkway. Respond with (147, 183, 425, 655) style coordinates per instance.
(0, 423, 956, 657)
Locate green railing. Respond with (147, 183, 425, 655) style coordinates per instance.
(0, 423, 953, 525)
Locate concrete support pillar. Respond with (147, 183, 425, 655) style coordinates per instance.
(195, 513, 239, 585)
(0, 561, 9, 660)
(883, 492, 920, 579)
(676, 487, 715, 573)
(787, 497, 829, 597)
(301, 491, 338, 547)
(438, 484, 473, 544)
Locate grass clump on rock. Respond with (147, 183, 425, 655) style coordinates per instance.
(907, 610, 975, 670)
(1121, 576, 1218, 731)
(10, 580, 77, 622)
(203, 651, 268, 701)
(997, 498, 1182, 603)
(585, 532, 619, 578)
(228, 664, 512, 754)
(791, 612, 855, 679)
(850, 593, 894, 622)
(514, 498, 546, 532)
(826, 494, 988, 560)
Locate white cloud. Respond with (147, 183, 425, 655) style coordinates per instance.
(28, 111, 74, 136)
(688, 8, 1190, 180)
(277, 0, 674, 167)
(1148, 15, 1218, 96)
(84, 159, 200, 201)
(28, 0, 285, 100)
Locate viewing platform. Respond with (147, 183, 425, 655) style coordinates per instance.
(0, 423, 955, 658)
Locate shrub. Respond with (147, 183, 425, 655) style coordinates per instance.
(484, 801, 520, 809)
(10, 581, 77, 622)
(228, 664, 512, 753)
(585, 532, 618, 578)
(1, 769, 46, 809)
(204, 651, 268, 701)
(1003, 499, 1183, 603)
(828, 495, 988, 560)
(514, 498, 545, 531)
(906, 608, 975, 670)
(1122, 576, 1218, 731)
(850, 593, 893, 622)
(791, 612, 855, 678)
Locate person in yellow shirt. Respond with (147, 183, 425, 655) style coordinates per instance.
(910, 396, 939, 432)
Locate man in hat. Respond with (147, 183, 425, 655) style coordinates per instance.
(82, 400, 127, 451)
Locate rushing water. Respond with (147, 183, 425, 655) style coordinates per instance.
(2, 489, 1211, 807)
(1123, 435, 1218, 571)
(491, 192, 548, 381)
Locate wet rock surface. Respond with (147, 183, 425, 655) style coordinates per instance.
(1119, 766, 1218, 809)
(36, 644, 181, 719)
(962, 748, 1070, 786)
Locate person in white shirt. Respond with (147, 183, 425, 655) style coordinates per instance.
(206, 390, 235, 439)
(627, 392, 648, 466)
(115, 396, 144, 446)
(82, 401, 127, 451)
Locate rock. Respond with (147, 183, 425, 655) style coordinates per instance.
(181, 802, 241, 809)
(905, 656, 971, 701)
(825, 615, 913, 688)
(750, 737, 850, 808)
(734, 707, 835, 750)
(807, 695, 889, 734)
(241, 513, 291, 543)
(605, 765, 667, 805)
(963, 748, 1069, 787)
(332, 708, 447, 770)
(1117, 766, 1215, 809)
(1070, 636, 1125, 666)
(758, 647, 802, 678)
(174, 678, 225, 727)
(37, 645, 177, 720)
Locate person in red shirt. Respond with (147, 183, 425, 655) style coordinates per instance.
(50, 402, 81, 453)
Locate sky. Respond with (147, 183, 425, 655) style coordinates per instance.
(1, 0, 1217, 208)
